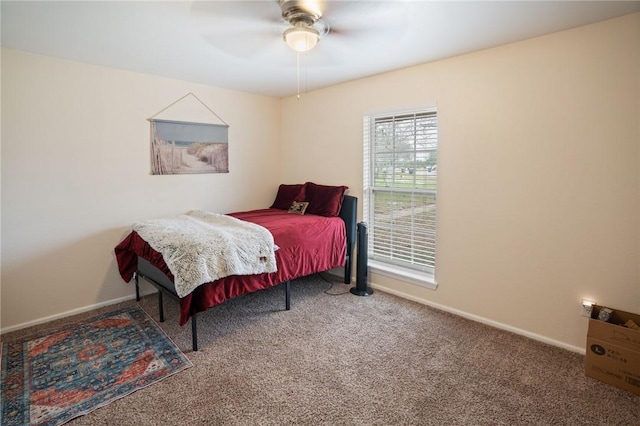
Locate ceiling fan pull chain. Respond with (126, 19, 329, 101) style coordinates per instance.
(305, 52, 309, 95)
(297, 52, 301, 100)
(295, 51, 309, 100)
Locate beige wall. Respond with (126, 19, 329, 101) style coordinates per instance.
(1, 48, 282, 329)
(1, 14, 638, 352)
(280, 13, 640, 352)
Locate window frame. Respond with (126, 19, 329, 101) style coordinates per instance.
(363, 108, 438, 290)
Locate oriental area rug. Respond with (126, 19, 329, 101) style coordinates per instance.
(1, 305, 192, 426)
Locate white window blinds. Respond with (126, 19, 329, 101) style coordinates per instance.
(364, 111, 438, 274)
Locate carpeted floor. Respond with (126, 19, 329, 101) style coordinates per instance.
(3, 274, 639, 425)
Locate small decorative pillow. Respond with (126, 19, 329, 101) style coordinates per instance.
(288, 201, 310, 215)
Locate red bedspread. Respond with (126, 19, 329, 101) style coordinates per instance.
(115, 208, 346, 325)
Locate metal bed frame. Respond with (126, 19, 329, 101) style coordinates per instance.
(134, 195, 357, 351)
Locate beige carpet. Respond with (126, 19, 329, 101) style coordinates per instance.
(4, 274, 638, 425)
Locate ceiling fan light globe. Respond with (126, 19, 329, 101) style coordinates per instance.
(283, 26, 319, 52)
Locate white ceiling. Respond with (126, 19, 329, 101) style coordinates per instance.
(2, 1, 639, 98)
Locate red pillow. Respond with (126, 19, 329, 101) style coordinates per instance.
(271, 184, 306, 210)
(305, 182, 348, 217)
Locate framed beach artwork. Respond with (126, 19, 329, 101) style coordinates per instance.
(150, 119, 229, 175)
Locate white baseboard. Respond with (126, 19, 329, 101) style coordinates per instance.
(2, 277, 585, 355)
(369, 282, 585, 355)
(0, 289, 157, 335)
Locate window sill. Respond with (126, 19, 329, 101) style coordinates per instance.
(368, 260, 438, 290)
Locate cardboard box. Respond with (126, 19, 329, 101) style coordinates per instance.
(585, 305, 640, 396)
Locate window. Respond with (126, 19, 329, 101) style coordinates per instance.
(363, 110, 438, 286)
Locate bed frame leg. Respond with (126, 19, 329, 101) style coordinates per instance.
(344, 254, 352, 284)
(158, 291, 164, 322)
(285, 280, 291, 310)
(135, 272, 140, 302)
(191, 313, 198, 352)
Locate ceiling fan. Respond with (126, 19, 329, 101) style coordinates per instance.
(192, 0, 408, 62)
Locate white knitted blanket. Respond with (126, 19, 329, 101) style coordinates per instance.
(132, 210, 278, 298)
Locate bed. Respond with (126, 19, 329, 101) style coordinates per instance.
(115, 182, 357, 351)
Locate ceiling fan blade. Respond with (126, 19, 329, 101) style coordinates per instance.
(329, 23, 406, 49)
(315, 1, 408, 63)
(296, 2, 408, 65)
(190, 1, 281, 25)
(190, 1, 290, 60)
(324, 0, 408, 34)
(201, 30, 282, 59)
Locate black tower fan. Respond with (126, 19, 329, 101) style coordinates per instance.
(350, 222, 373, 296)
